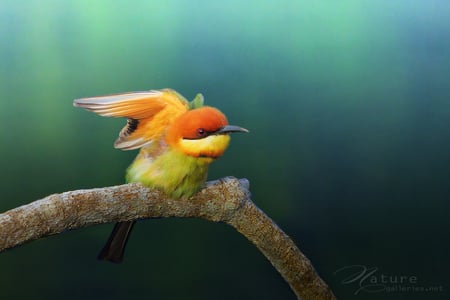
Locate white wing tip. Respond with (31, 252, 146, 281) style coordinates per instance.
(114, 137, 153, 150)
(73, 90, 163, 106)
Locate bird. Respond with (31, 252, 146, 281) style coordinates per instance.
(73, 88, 248, 263)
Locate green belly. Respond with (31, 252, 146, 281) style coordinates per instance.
(126, 149, 212, 199)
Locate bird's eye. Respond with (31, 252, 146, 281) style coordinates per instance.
(196, 128, 207, 138)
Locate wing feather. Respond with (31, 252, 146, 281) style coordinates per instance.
(74, 89, 189, 150)
(73, 91, 167, 118)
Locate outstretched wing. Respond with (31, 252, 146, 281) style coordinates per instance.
(74, 89, 189, 150)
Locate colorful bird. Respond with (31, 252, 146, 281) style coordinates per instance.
(73, 89, 248, 263)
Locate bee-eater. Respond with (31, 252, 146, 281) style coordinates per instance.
(73, 89, 248, 263)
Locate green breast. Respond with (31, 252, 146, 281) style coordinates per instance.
(126, 149, 212, 199)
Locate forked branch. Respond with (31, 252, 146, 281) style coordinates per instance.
(0, 177, 335, 300)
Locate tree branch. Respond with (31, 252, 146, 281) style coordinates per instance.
(0, 177, 335, 300)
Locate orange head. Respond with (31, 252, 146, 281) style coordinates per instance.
(166, 106, 248, 159)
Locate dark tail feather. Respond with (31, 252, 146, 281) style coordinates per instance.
(97, 221, 136, 263)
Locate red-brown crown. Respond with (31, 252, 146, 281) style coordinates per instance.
(166, 107, 229, 143)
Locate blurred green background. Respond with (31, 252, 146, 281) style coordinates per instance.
(1, 0, 449, 299)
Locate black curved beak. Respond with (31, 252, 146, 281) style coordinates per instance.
(216, 125, 249, 134)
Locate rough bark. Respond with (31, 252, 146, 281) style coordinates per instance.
(0, 177, 335, 300)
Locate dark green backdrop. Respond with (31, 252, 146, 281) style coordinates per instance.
(1, 1, 449, 299)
